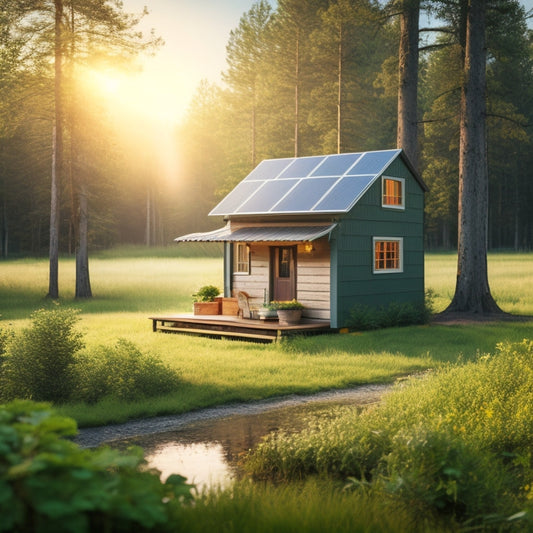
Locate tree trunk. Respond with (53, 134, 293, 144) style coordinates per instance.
(446, 0, 502, 315)
(397, 0, 419, 171)
(48, 0, 63, 299)
(294, 30, 300, 158)
(75, 181, 92, 298)
(337, 26, 342, 154)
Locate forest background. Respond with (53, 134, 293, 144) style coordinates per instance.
(1, 0, 532, 259)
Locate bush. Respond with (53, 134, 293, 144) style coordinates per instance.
(0, 310, 181, 406)
(381, 425, 510, 521)
(347, 290, 434, 331)
(74, 339, 181, 404)
(0, 401, 193, 532)
(1, 308, 83, 402)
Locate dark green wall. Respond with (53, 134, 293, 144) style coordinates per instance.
(330, 157, 425, 328)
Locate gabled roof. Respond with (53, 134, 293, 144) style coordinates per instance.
(209, 149, 426, 218)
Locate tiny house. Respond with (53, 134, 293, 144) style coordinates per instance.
(176, 149, 428, 328)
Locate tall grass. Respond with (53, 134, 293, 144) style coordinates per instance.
(172, 478, 451, 533)
(244, 340, 533, 528)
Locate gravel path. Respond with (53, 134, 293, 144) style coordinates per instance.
(74, 383, 391, 448)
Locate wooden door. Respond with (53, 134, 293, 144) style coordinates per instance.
(271, 246, 296, 301)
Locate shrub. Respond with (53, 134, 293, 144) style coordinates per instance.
(347, 290, 434, 331)
(381, 425, 510, 521)
(0, 400, 193, 532)
(1, 308, 83, 402)
(74, 339, 181, 404)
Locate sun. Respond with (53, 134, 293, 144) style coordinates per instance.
(99, 74, 121, 94)
(80, 65, 186, 126)
(81, 67, 122, 95)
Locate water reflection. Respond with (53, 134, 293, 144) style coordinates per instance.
(113, 390, 384, 491)
(147, 442, 232, 488)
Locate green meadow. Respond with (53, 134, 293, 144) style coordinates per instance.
(1, 247, 532, 427)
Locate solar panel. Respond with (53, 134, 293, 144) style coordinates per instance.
(243, 158, 293, 181)
(209, 149, 401, 216)
(209, 181, 260, 216)
(313, 175, 375, 212)
(271, 177, 338, 212)
(347, 150, 397, 176)
(236, 179, 298, 213)
(310, 153, 362, 176)
(277, 156, 325, 179)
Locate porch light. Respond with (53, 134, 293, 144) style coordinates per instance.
(304, 243, 314, 253)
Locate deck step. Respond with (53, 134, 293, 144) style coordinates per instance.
(157, 325, 278, 341)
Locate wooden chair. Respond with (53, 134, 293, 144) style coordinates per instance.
(236, 291, 252, 319)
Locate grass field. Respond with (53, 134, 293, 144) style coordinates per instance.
(1, 248, 532, 426)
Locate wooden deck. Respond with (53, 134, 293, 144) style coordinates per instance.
(149, 314, 332, 343)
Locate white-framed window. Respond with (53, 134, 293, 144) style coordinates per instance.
(234, 242, 250, 274)
(373, 237, 403, 273)
(382, 176, 405, 209)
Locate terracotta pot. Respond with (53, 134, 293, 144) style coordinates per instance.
(221, 298, 239, 316)
(193, 301, 220, 315)
(276, 309, 302, 326)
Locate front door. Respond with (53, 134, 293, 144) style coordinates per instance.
(271, 246, 296, 302)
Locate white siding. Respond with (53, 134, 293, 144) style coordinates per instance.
(296, 240, 330, 319)
(231, 239, 331, 320)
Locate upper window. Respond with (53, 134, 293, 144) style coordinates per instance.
(373, 237, 403, 273)
(234, 242, 250, 274)
(382, 177, 405, 209)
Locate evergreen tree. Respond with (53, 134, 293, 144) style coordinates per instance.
(308, 0, 384, 154)
(224, 1, 272, 169)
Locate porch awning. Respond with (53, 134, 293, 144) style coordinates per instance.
(175, 223, 337, 243)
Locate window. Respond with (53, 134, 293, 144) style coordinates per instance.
(234, 243, 250, 274)
(382, 177, 405, 209)
(373, 237, 403, 273)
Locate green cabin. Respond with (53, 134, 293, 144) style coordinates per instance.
(176, 149, 428, 328)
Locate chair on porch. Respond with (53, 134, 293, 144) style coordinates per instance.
(236, 291, 253, 319)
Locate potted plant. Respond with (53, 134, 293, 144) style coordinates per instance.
(257, 305, 278, 320)
(268, 299, 304, 325)
(192, 285, 221, 315)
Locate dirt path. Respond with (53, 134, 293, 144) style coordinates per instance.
(74, 383, 391, 448)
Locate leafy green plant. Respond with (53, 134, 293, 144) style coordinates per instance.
(192, 285, 220, 302)
(347, 290, 434, 331)
(74, 339, 181, 403)
(268, 299, 304, 310)
(1, 308, 84, 403)
(0, 401, 194, 533)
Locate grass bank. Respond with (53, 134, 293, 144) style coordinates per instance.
(1, 249, 532, 427)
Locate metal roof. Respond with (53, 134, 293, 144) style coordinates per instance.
(175, 223, 337, 243)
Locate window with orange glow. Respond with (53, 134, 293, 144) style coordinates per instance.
(382, 177, 404, 208)
(373, 238, 403, 273)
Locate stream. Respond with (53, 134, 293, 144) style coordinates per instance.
(75, 384, 390, 491)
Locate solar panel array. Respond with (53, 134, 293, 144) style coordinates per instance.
(209, 149, 401, 216)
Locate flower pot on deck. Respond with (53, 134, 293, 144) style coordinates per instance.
(193, 301, 220, 315)
(276, 309, 302, 326)
(221, 297, 239, 316)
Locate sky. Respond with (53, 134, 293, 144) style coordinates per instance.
(116, 0, 532, 127)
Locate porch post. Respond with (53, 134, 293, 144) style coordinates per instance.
(224, 242, 233, 297)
